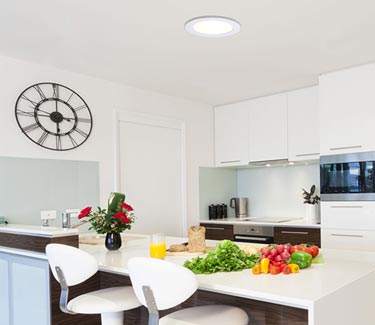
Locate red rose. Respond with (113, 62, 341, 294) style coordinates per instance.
(121, 215, 130, 224)
(122, 203, 133, 211)
(78, 207, 92, 219)
(114, 212, 126, 219)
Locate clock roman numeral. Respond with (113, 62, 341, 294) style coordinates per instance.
(56, 135, 62, 150)
(68, 134, 78, 147)
(66, 92, 74, 103)
(23, 123, 39, 133)
(74, 127, 88, 138)
(77, 118, 91, 123)
(37, 131, 49, 145)
(52, 84, 59, 99)
(33, 85, 46, 100)
(21, 95, 38, 107)
(16, 109, 34, 117)
(74, 104, 86, 112)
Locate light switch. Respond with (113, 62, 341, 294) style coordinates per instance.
(40, 210, 57, 220)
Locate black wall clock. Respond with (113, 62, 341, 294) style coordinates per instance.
(15, 82, 93, 151)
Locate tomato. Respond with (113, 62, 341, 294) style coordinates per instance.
(302, 247, 313, 256)
(290, 245, 303, 254)
(309, 245, 319, 258)
(270, 265, 281, 275)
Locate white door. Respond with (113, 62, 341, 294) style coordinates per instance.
(116, 112, 186, 236)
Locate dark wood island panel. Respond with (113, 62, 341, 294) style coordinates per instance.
(99, 271, 308, 325)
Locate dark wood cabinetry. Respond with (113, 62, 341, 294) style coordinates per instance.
(200, 223, 234, 240)
(274, 227, 321, 247)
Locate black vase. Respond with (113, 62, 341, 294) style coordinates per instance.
(105, 232, 122, 250)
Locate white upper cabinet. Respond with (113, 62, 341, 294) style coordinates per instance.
(287, 86, 320, 161)
(248, 93, 288, 162)
(319, 63, 375, 155)
(214, 102, 249, 167)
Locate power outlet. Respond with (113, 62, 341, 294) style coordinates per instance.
(40, 210, 57, 220)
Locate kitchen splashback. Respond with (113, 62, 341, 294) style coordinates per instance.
(237, 163, 319, 218)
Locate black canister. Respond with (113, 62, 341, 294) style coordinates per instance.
(212, 204, 218, 219)
(217, 204, 223, 219)
(222, 204, 227, 218)
(208, 205, 214, 220)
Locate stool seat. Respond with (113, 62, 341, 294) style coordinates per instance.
(160, 304, 249, 325)
(68, 286, 141, 314)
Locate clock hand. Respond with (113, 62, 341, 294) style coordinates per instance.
(55, 100, 58, 112)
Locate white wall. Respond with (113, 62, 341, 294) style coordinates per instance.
(0, 55, 214, 227)
(237, 163, 320, 219)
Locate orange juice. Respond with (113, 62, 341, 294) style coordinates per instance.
(150, 241, 166, 259)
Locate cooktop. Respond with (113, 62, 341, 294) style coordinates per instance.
(247, 217, 300, 223)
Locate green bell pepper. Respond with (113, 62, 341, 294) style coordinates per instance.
(290, 251, 313, 269)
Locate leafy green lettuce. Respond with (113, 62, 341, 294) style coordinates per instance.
(183, 240, 259, 274)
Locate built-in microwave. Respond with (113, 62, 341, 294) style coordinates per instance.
(320, 152, 375, 201)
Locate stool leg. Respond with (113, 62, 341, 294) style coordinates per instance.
(101, 311, 124, 325)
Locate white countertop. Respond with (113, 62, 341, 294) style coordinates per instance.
(200, 217, 321, 228)
(0, 223, 79, 237)
(79, 234, 375, 311)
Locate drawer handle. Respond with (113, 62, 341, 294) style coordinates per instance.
(331, 233, 364, 238)
(205, 227, 225, 231)
(235, 236, 268, 241)
(329, 145, 362, 151)
(295, 153, 320, 157)
(281, 231, 309, 235)
(330, 206, 363, 209)
(220, 160, 240, 164)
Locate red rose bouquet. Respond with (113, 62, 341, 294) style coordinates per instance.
(78, 192, 135, 234)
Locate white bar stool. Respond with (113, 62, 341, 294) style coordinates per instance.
(46, 243, 141, 325)
(128, 257, 249, 325)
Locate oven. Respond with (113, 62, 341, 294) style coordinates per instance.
(320, 151, 375, 201)
(233, 224, 274, 244)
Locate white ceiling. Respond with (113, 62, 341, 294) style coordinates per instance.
(1, 0, 375, 106)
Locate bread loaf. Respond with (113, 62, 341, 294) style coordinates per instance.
(188, 226, 206, 252)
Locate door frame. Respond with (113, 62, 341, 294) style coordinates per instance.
(113, 110, 187, 235)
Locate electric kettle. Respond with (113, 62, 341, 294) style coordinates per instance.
(230, 197, 248, 218)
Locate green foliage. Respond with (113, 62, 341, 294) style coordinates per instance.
(183, 240, 259, 274)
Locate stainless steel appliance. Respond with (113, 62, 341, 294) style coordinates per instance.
(230, 197, 248, 218)
(320, 152, 375, 201)
(233, 224, 274, 244)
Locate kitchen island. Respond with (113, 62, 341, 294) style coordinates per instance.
(81, 234, 375, 325)
(0, 227, 374, 325)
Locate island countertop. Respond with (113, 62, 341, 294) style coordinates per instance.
(78, 233, 375, 325)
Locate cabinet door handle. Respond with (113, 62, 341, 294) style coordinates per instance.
(295, 153, 320, 157)
(280, 231, 309, 235)
(220, 160, 240, 164)
(205, 227, 225, 231)
(330, 205, 363, 209)
(329, 145, 362, 151)
(331, 233, 364, 238)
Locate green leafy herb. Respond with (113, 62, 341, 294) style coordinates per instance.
(183, 240, 259, 274)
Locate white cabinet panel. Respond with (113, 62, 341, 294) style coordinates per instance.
(319, 63, 375, 155)
(0, 253, 50, 325)
(287, 86, 320, 161)
(249, 93, 288, 162)
(214, 103, 249, 167)
(11, 256, 50, 325)
(0, 254, 10, 325)
(321, 201, 375, 231)
(322, 228, 375, 251)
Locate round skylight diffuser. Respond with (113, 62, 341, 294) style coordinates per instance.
(185, 16, 241, 37)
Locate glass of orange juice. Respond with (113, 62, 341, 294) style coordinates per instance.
(150, 233, 166, 259)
